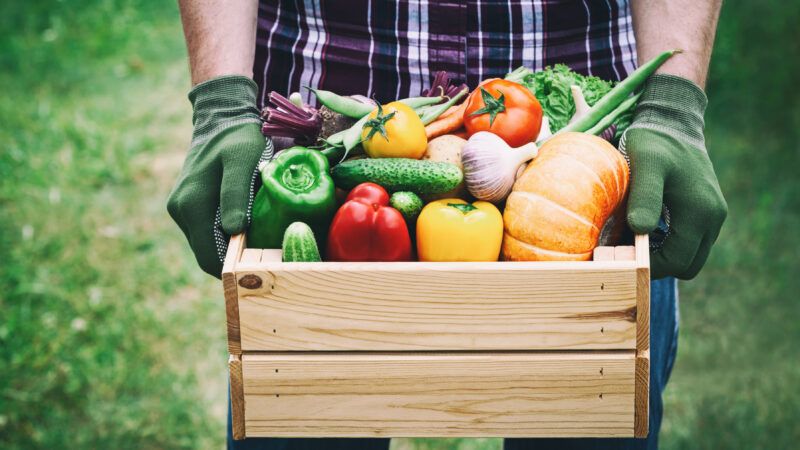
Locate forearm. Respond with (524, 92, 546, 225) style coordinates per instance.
(178, 0, 258, 86)
(631, 0, 722, 88)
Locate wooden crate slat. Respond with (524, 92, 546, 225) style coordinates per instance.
(242, 351, 635, 438)
(613, 246, 636, 261)
(237, 263, 638, 351)
(261, 249, 282, 262)
(592, 246, 615, 261)
(240, 248, 262, 264)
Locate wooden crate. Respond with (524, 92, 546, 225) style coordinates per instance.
(223, 234, 650, 440)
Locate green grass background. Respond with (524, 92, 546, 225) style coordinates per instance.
(1, 1, 798, 449)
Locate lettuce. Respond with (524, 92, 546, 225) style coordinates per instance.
(506, 64, 615, 133)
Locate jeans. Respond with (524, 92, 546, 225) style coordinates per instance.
(228, 277, 679, 450)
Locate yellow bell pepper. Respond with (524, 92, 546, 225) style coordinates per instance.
(416, 199, 503, 262)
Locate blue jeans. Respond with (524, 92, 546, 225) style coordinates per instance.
(228, 278, 679, 450)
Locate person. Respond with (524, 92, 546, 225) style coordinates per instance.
(167, 1, 728, 449)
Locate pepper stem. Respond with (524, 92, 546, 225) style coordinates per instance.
(448, 202, 478, 214)
(282, 163, 315, 191)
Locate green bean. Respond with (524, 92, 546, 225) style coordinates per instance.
(325, 129, 346, 146)
(586, 91, 642, 136)
(320, 144, 346, 166)
(420, 88, 468, 125)
(398, 96, 444, 109)
(343, 114, 372, 151)
(310, 88, 374, 119)
(414, 104, 434, 117)
(557, 49, 679, 135)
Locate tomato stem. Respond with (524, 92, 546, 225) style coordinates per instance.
(362, 103, 396, 142)
(469, 87, 506, 127)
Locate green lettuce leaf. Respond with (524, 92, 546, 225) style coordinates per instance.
(507, 64, 617, 133)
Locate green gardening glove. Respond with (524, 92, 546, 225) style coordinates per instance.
(622, 74, 728, 280)
(167, 76, 271, 277)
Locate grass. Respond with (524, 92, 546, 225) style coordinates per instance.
(0, 1, 225, 448)
(1, 1, 798, 449)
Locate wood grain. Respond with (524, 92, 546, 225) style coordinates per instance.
(613, 246, 635, 261)
(228, 235, 652, 439)
(592, 246, 615, 261)
(222, 234, 246, 355)
(241, 248, 262, 264)
(634, 350, 650, 438)
(634, 234, 650, 438)
(634, 235, 650, 354)
(262, 249, 282, 262)
(635, 234, 650, 269)
(237, 262, 638, 351)
(229, 354, 246, 440)
(223, 233, 246, 275)
(242, 351, 635, 438)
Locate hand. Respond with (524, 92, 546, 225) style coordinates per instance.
(622, 74, 727, 280)
(167, 76, 268, 277)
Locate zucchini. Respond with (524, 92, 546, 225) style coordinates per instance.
(332, 158, 463, 195)
(281, 222, 322, 262)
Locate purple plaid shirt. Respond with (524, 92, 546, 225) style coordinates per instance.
(254, 0, 638, 109)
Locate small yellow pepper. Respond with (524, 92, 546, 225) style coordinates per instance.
(416, 199, 503, 262)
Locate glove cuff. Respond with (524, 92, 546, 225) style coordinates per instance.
(188, 75, 262, 147)
(632, 74, 708, 149)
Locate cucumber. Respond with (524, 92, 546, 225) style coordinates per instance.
(281, 222, 321, 262)
(332, 158, 463, 195)
(390, 191, 423, 222)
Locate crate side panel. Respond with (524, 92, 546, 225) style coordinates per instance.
(634, 234, 650, 354)
(242, 352, 635, 438)
(634, 350, 650, 438)
(238, 264, 637, 351)
(229, 354, 246, 440)
(222, 234, 246, 355)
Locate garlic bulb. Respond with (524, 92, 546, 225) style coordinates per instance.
(462, 132, 539, 203)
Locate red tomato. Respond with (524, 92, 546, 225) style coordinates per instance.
(463, 79, 543, 147)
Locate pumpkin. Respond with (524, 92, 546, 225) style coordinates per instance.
(502, 132, 629, 261)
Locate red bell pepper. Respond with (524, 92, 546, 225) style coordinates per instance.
(326, 183, 412, 261)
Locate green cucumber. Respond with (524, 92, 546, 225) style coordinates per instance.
(332, 158, 463, 195)
(281, 222, 321, 262)
(390, 191, 424, 222)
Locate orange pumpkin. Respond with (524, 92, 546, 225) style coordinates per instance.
(502, 132, 629, 261)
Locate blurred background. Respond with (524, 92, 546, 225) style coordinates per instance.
(1, 1, 798, 449)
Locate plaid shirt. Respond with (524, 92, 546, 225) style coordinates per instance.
(254, 0, 638, 109)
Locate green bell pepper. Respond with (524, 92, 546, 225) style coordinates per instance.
(247, 146, 336, 249)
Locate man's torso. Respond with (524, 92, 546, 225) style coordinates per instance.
(254, 0, 637, 109)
